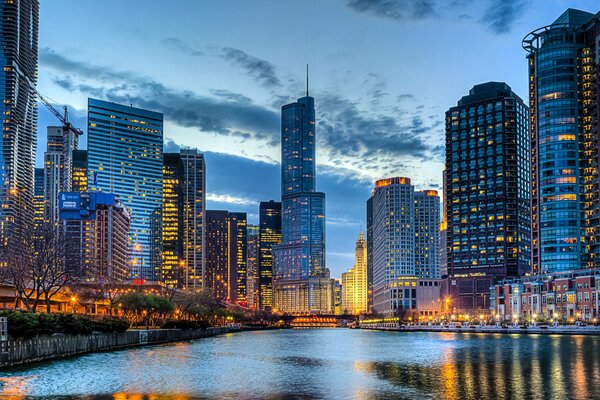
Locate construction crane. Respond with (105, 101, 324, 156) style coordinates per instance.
(35, 90, 84, 138)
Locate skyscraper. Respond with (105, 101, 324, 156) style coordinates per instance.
(371, 177, 417, 316)
(341, 231, 368, 315)
(273, 88, 332, 314)
(445, 82, 530, 314)
(414, 190, 441, 279)
(181, 149, 205, 289)
(87, 98, 163, 280)
(524, 9, 600, 273)
(258, 200, 281, 311)
(0, 0, 39, 243)
(44, 126, 79, 226)
(246, 224, 260, 309)
(33, 168, 44, 234)
(366, 196, 374, 312)
(229, 212, 248, 306)
(162, 153, 184, 287)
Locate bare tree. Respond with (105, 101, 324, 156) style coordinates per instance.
(0, 226, 87, 312)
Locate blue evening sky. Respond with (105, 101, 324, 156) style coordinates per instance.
(36, 0, 598, 278)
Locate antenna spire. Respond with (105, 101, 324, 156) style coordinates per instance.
(306, 64, 309, 97)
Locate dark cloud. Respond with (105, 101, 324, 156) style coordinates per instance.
(397, 93, 416, 101)
(161, 37, 204, 56)
(221, 47, 282, 88)
(346, 0, 435, 21)
(481, 0, 526, 34)
(41, 48, 279, 143)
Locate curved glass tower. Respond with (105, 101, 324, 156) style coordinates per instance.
(524, 9, 598, 273)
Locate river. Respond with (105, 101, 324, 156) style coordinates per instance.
(0, 329, 598, 399)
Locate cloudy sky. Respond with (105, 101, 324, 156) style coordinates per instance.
(37, 0, 598, 278)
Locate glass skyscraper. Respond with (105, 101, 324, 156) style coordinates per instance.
(524, 9, 600, 273)
(181, 149, 205, 289)
(445, 82, 531, 314)
(87, 98, 163, 280)
(273, 92, 332, 314)
(162, 153, 184, 287)
(0, 0, 38, 243)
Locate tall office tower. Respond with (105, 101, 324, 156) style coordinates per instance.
(273, 89, 333, 314)
(440, 168, 448, 277)
(33, 168, 44, 234)
(44, 126, 79, 226)
(87, 98, 163, 280)
(341, 231, 368, 315)
(366, 197, 374, 312)
(524, 9, 600, 273)
(180, 149, 205, 289)
(59, 192, 130, 281)
(371, 178, 417, 316)
(72, 150, 88, 192)
(246, 224, 260, 309)
(258, 200, 281, 310)
(415, 190, 441, 279)
(162, 153, 184, 287)
(445, 82, 531, 314)
(205, 210, 238, 302)
(0, 0, 39, 244)
(229, 212, 247, 306)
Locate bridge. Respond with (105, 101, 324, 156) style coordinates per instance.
(276, 314, 358, 328)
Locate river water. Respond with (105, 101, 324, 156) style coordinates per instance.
(0, 329, 598, 399)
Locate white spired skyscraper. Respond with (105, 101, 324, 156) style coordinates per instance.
(0, 0, 38, 243)
(341, 231, 368, 315)
(87, 98, 163, 280)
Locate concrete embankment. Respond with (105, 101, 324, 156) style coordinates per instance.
(360, 324, 600, 335)
(0, 327, 236, 368)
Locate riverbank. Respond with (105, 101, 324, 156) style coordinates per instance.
(360, 324, 600, 335)
(0, 326, 240, 369)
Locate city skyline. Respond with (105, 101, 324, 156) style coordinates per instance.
(33, 0, 600, 278)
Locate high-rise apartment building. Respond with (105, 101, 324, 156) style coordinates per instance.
(205, 210, 245, 302)
(59, 192, 130, 281)
(445, 82, 531, 314)
(162, 153, 184, 287)
(524, 9, 600, 273)
(258, 200, 281, 310)
(246, 224, 260, 309)
(273, 91, 333, 314)
(341, 231, 368, 315)
(181, 149, 205, 289)
(415, 190, 441, 279)
(366, 196, 374, 312)
(229, 212, 247, 306)
(0, 0, 39, 243)
(370, 177, 417, 316)
(87, 98, 163, 280)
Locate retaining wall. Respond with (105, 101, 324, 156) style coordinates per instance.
(0, 327, 231, 368)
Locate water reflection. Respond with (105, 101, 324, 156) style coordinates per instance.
(0, 330, 598, 400)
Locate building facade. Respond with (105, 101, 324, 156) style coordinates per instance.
(0, 0, 39, 243)
(72, 150, 88, 192)
(524, 9, 600, 273)
(341, 231, 368, 315)
(246, 224, 260, 309)
(229, 212, 248, 306)
(33, 168, 44, 234)
(415, 190, 441, 279)
(273, 92, 333, 314)
(162, 153, 184, 287)
(87, 98, 163, 280)
(180, 149, 205, 289)
(59, 192, 130, 281)
(258, 200, 281, 310)
(444, 82, 531, 315)
(492, 268, 600, 322)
